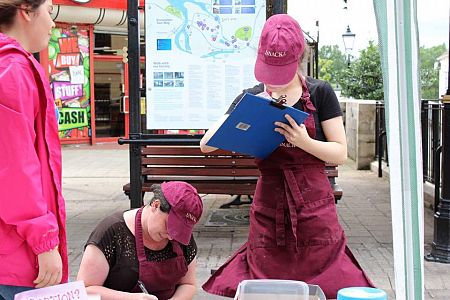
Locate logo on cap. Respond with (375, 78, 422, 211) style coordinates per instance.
(264, 50, 287, 58)
(185, 212, 198, 223)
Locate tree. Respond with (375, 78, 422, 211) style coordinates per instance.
(318, 42, 447, 100)
(318, 45, 347, 88)
(340, 41, 384, 100)
(420, 44, 447, 99)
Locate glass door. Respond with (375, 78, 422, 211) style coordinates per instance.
(92, 56, 129, 141)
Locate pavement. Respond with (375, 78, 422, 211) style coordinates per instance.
(62, 143, 450, 300)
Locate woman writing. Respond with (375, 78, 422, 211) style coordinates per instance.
(77, 181, 203, 300)
(0, 1, 68, 299)
(201, 14, 373, 299)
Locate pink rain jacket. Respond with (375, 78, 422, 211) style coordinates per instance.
(0, 33, 68, 287)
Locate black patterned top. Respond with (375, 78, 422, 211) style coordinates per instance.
(86, 211, 197, 292)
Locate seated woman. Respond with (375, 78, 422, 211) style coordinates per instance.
(77, 181, 203, 300)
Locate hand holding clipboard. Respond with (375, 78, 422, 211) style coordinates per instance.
(206, 93, 309, 159)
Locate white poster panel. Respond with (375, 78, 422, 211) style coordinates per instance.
(145, 0, 266, 129)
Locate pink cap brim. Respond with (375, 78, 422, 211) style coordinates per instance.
(167, 210, 193, 245)
(254, 56, 299, 86)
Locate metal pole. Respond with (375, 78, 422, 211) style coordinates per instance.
(431, 105, 441, 182)
(434, 146, 442, 214)
(421, 101, 428, 181)
(127, 0, 143, 208)
(314, 42, 319, 79)
(378, 131, 386, 178)
(316, 21, 319, 79)
(375, 102, 380, 159)
(425, 13, 450, 262)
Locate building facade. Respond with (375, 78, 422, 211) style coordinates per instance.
(44, 0, 145, 144)
(46, 0, 317, 143)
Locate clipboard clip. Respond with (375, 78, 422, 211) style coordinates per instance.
(269, 94, 287, 109)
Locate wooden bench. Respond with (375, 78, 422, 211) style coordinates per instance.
(123, 145, 343, 204)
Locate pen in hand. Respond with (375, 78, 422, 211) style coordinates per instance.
(138, 280, 149, 294)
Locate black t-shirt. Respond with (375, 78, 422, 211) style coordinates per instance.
(226, 77, 342, 141)
(85, 211, 197, 292)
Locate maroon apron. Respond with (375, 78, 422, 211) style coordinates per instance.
(203, 76, 374, 299)
(131, 208, 188, 300)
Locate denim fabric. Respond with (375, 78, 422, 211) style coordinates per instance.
(0, 284, 33, 300)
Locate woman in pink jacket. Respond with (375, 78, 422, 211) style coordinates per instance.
(0, 1, 68, 299)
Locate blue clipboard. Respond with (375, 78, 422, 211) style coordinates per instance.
(206, 93, 309, 159)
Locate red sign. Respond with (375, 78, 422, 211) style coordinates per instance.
(59, 37, 80, 53)
(56, 53, 81, 69)
(54, 0, 144, 10)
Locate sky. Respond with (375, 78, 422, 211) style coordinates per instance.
(287, 0, 449, 55)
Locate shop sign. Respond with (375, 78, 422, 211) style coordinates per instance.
(48, 27, 91, 138)
(56, 53, 81, 69)
(58, 107, 89, 131)
(71, 0, 91, 3)
(53, 82, 84, 100)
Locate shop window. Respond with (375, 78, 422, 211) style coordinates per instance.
(94, 33, 127, 55)
(94, 33, 112, 54)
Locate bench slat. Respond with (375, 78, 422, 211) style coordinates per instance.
(143, 168, 260, 177)
(124, 182, 257, 195)
(142, 157, 257, 167)
(142, 147, 240, 156)
(124, 180, 343, 200)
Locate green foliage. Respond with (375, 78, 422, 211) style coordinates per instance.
(318, 45, 347, 88)
(318, 42, 447, 100)
(340, 41, 384, 100)
(420, 44, 447, 99)
(318, 59, 333, 83)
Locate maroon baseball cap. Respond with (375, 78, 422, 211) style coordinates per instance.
(254, 14, 305, 86)
(161, 181, 203, 245)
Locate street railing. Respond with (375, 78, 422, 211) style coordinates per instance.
(375, 99, 443, 185)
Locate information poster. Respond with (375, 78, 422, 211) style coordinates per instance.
(145, 0, 266, 129)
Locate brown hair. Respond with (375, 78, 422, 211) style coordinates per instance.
(149, 184, 171, 213)
(0, 0, 46, 29)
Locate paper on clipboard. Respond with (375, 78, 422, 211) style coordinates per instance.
(206, 92, 309, 159)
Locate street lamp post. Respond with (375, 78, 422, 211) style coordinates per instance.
(342, 25, 356, 67)
(425, 18, 450, 264)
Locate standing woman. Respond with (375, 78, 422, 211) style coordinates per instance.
(201, 14, 373, 299)
(0, 1, 68, 300)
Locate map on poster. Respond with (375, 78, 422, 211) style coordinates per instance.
(145, 0, 266, 129)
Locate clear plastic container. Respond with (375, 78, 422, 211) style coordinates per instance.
(308, 284, 327, 300)
(234, 279, 309, 300)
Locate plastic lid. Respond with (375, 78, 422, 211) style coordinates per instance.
(337, 287, 387, 300)
(236, 280, 308, 299)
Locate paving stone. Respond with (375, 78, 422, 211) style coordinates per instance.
(424, 276, 447, 290)
(426, 289, 450, 299)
